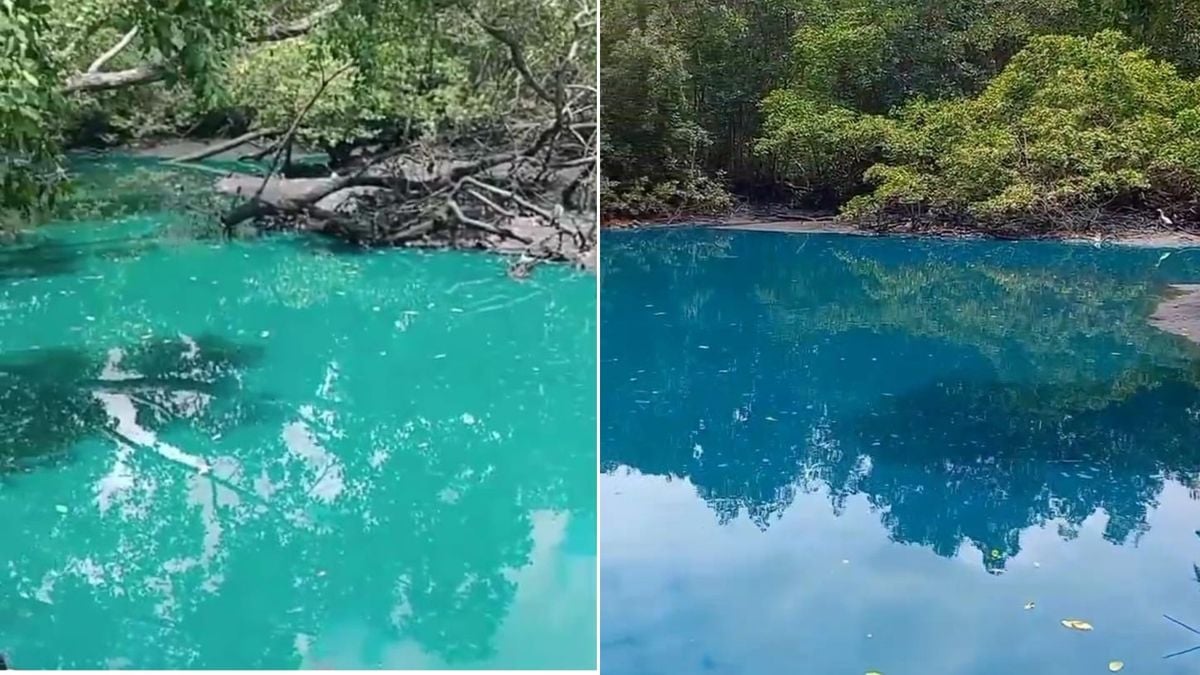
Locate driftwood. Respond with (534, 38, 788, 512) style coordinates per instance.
(169, 128, 281, 163)
(210, 0, 598, 272)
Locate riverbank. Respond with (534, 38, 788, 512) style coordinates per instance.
(603, 208, 1200, 248)
(83, 141, 598, 273)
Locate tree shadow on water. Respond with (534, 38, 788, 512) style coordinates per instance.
(0, 233, 166, 280)
(0, 334, 272, 475)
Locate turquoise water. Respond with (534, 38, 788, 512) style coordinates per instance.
(0, 157, 597, 669)
(601, 227, 1200, 675)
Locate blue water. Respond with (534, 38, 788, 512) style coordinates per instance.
(600, 227, 1200, 675)
(0, 157, 597, 669)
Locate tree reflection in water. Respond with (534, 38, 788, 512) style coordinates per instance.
(602, 228, 1200, 573)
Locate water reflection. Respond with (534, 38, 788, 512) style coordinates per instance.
(0, 334, 264, 474)
(0, 166, 595, 669)
(601, 228, 1200, 571)
(0, 335, 588, 668)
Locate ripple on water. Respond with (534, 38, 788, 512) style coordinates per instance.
(0, 157, 596, 669)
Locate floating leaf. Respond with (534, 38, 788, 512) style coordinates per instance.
(865, 671, 882, 675)
(1108, 661, 1123, 672)
(1024, 601, 1036, 610)
(1061, 619, 1094, 631)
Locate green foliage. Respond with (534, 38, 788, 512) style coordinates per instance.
(605, 0, 1200, 222)
(0, 0, 66, 214)
(0, 0, 594, 214)
(600, 0, 704, 181)
(226, 23, 501, 149)
(846, 32, 1200, 218)
(755, 91, 890, 202)
(600, 174, 732, 220)
(600, 0, 792, 216)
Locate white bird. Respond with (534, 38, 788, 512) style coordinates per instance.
(1158, 208, 1174, 227)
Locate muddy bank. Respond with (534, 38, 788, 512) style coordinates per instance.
(1151, 285, 1200, 346)
(103, 137, 598, 274)
(608, 210, 1200, 249)
(126, 138, 323, 163)
(720, 220, 1200, 248)
(602, 205, 835, 229)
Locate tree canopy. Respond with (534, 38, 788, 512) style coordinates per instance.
(600, 0, 1200, 228)
(1, 0, 598, 266)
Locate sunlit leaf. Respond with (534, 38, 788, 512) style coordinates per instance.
(1061, 619, 1094, 631)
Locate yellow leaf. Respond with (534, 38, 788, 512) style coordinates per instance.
(1108, 661, 1124, 672)
(1061, 619, 1094, 631)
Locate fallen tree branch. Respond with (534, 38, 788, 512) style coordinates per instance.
(63, 4, 343, 95)
(86, 26, 139, 74)
(460, 176, 553, 220)
(447, 198, 532, 243)
(216, 172, 389, 225)
(239, 139, 282, 162)
(171, 128, 281, 163)
(253, 1, 343, 42)
(64, 63, 166, 93)
(207, 2, 596, 271)
(465, 188, 516, 218)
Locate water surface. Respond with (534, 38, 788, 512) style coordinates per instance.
(601, 227, 1200, 675)
(0, 157, 596, 669)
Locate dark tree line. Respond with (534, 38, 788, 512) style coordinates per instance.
(601, 0, 1200, 231)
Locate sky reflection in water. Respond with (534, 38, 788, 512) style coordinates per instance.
(0, 157, 596, 670)
(601, 228, 1200, 675)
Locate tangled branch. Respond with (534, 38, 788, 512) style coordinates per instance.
(210, 0, 597, 274)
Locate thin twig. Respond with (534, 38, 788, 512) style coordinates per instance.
(255, 63, 353, 201)
(1165, 614, 1200, 636)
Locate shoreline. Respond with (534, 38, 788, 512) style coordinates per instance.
(608, 210, 1200, 347)
(605, 214, 1200, 248)
(1151, 285, 1200, 347)
(66, 143, 598, 274)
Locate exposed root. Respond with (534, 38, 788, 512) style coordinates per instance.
(212, 0, 597, 270)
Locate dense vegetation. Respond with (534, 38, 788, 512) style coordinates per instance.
(601, 0, 1200, 231)
(1, 0, 597, 267)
